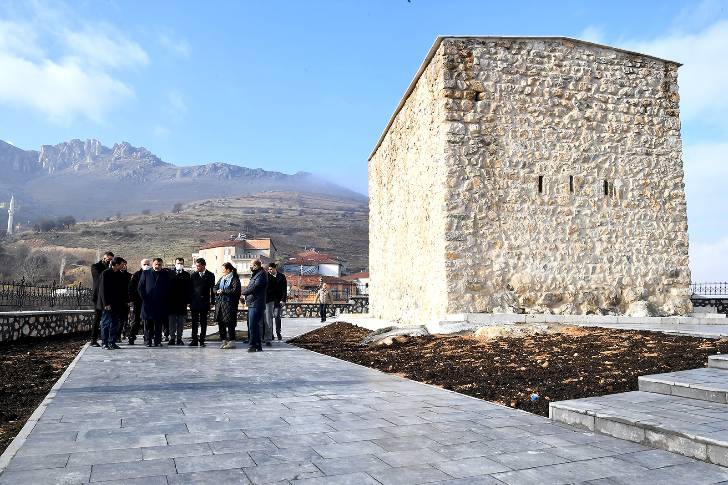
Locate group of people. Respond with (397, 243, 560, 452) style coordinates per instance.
(90, 251, 288, 352)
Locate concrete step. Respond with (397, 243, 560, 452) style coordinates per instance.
(638, 367, 728, 403)
(689, 312, 727, 319)
(710, 355, 728, 370)
(550, 391, 728, 466)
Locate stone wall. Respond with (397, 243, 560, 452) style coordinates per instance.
(0, 310, 93, 343)
(369, 43, 449, 325)
(369, 37, 691, 325)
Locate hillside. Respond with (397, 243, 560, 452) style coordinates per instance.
(11, 192, 369, 282)
(0, 138, 365, 223)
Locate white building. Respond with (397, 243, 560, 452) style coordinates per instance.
(282, 250, 343, 277)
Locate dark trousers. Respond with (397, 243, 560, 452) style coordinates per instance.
(191, 310, 208, 343)
(273, 303, 282, 338)
(116, 307, 130, 341)
(91, 309, 102, 342)
(319, 304, 328, 322)
(144, 319, 164, 346)
(129, 304, 142, 342)
(101, 310, 122, 346)
(248, 306, 264, 349)
(218, 318, 236, 342)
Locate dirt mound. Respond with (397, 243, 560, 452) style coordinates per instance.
(290, 322, 728, 416)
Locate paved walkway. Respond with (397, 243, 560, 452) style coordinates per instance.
(2, 319, 728, 484)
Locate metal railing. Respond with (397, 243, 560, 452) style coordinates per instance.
(0, 279, 93, 311)
(287, 287, 360, 303)
(690, 282, 728, 298)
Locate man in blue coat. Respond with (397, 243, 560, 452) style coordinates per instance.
(241, 259, 267, 352)
(138, 257, 171, 347)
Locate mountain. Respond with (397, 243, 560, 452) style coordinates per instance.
(0, 138, 365, 222)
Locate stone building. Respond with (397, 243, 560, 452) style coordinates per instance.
(369, 36, 691, 326)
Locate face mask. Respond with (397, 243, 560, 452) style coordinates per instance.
(175, 264, 184, 271)
(142, 265, 151, 271)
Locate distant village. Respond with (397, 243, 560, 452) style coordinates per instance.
(192, 233, 368, 303)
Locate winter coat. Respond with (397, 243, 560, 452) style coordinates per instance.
(96, 269, 127, 312)
(190, 270, 216, 311)
(119, 270, 132, 313)
(271, 272, 287, 304)
(168, 270, 192, 316)
(214, 273, 241, 325)
(241, 268, 267, 309)
(129, 269, 143, 305)
(138, 268, 172, 321)
(91, 260, 109, 304)
(315, 288, 333, 305)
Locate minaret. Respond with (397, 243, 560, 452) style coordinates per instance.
(6, 195, 15, 235)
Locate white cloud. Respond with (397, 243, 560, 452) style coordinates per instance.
(63, 26, 149, 70)
(0, 7, 148, 123)
(159, 33, 189, 58)
(579, 25, 605, 44)
(619, 19, 728, 124)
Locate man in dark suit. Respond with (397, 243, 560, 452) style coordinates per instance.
(90, 251, 114, 347)
(241, 259, 268, 352)
(127, 259, 149, 345)
(267, 263, 287, 341)
(116, 259, 132, 343)
(97, 256, 127, 350)
(168, 257, 191, 346)
(138, 257, 172, 347)
(189, 258, 215, 347)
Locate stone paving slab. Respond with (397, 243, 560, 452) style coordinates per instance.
(639, 366, 728, 403)
(2, 318, 728, 484)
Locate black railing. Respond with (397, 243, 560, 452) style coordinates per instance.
(0, 279, 93, 311)
(691, 282, 728, 298)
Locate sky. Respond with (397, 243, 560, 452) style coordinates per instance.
(0, 0, 726, 281)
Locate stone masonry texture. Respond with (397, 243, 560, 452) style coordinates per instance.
(369, 37, 691, 326)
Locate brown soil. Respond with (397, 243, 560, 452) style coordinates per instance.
(0, 334, 87, 454)
(290, 322, 728, 416)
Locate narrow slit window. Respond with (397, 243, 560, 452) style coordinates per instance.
(538, 175, 544, 194)
(569, 175, 574, 194)
(604, 180, 609, 196)
(473, 91, 479, 102)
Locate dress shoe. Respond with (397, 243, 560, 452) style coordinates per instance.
(265, 341, 272, 347)
(176, 339, 183, 346)
(90, 341, 100, 347)
(188, 340, 198, 347)
(128, 339, 135, 345)
(277, 335, 282, 341)
(110, 343, 121, 350)
(145, 342, 152, 347)
(168, 340, 176, 346)
(247, 346, 258, 352)
(199, 341, 206, 347)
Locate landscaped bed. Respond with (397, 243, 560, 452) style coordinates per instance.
(0, 334, 87, 454)
(290, 322, 728, 417)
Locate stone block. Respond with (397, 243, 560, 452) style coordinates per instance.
(594, 417, 645, 443)
(637, 378, 673, 395)
(644, 429, 708, 461)
(549, 406, 595, 431)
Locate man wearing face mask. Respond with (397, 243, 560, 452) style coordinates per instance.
(138, 257, 172, 347)
(168, 257, 191, 346)
(90, 251, 114, 347)
(127, 259, 149, 345)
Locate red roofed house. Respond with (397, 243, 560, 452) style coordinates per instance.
(343, 271, 369, 295)
(193, 237, 276, 283)
(282, 249, 344, 277)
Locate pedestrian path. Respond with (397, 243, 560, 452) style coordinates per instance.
(2, 319, 728, 484)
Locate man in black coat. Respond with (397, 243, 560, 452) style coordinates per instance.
(127, 259, 149, 345)
(241, 259, 268, 352)
(168, 257, 191, 346)
(97, 256, 127, 349)
(189, 258, 215, 347)
(90, 251, 114, 347)
(116, 259, 132, 342)
(267, 263, 287, 341)
(138, 257, 172, 347)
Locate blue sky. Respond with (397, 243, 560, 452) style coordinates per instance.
(0, 0, 727, 280)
